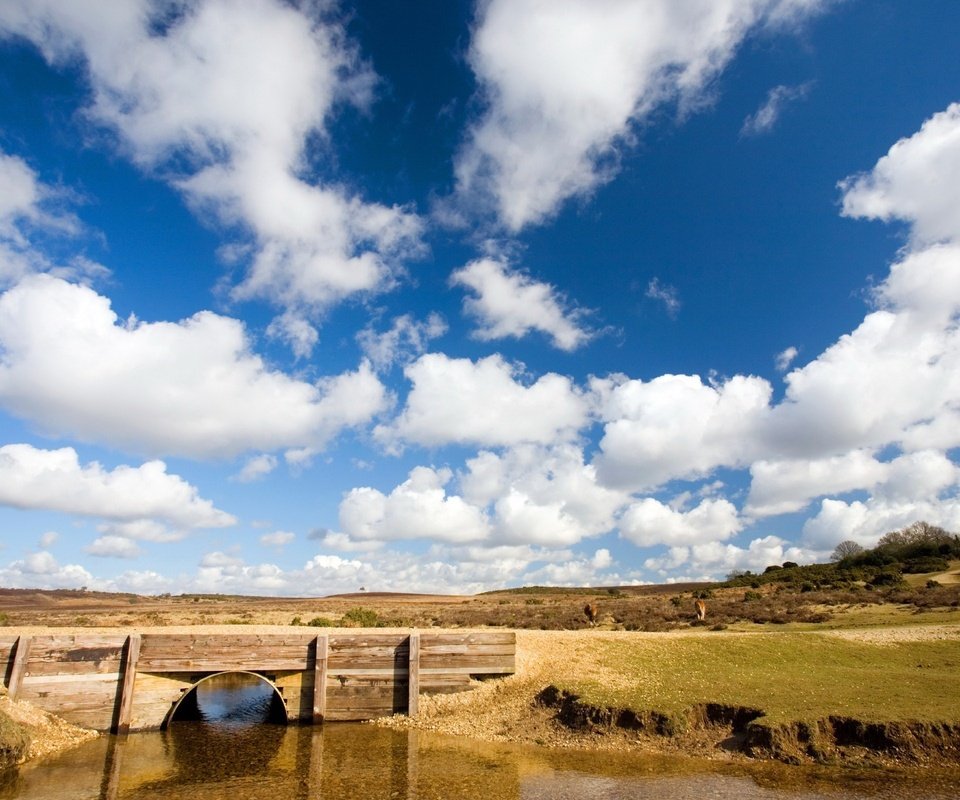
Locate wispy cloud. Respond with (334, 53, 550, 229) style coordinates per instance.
(741, 82, 814, 137)
(645, 277, 680, 318)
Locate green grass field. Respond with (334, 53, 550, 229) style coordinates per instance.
(554, 630, 960, 725)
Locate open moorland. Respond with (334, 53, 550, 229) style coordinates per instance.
(2, 550, 959, 768)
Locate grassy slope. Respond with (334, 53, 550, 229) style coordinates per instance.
(552, 630, 960, 725)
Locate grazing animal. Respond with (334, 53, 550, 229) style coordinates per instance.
(694, 599, 707, 621)
(584, 603, 599, 626)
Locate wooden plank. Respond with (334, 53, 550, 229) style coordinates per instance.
(313, 635, 327, 724)
(408, 633, 420, 717)
(114, 634, 141, 735)
(7, 635, 31, 700)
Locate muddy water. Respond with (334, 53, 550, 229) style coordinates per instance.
(3, 677, 958, 800)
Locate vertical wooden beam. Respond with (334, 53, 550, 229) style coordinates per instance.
(7, 635, 32, 700)
(114, 634, 141, 735)
(312, 634, 328, 724)
(407, 632, 420, 717)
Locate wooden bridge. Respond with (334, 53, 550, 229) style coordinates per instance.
(0, 630, 515, 733)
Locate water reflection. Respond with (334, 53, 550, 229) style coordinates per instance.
(4, 689, 960, 800)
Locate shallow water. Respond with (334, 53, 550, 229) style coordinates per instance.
(3, 677, 958, 800)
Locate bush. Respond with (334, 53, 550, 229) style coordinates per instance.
(341, 607, 381, 627)
(902, 557, 950, 574)
(743, 591, 762, 602)
(290, 616, 302, 626)
(307, 616, 335, 627)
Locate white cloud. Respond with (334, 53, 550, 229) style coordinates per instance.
(85, 535, 143, 559)
(801, 450, 960, 548)
(0, 0, 424, 313)
(265, 312, 319, 360)
(646, 535, 818, 578)
(740, 82, 812, 137)
(39, 531, 59, 549)
(0, 551, 94, 590)
(357, 313, 447, 371)
(454, 0, 828, 230)
(96, 520, 187, 543)
(260, 530, 295, 548)
(594, 373, 772, 490)
(234, 454, 278, 483)
(339, 466, 491, 545)
(645, 278, 681, 318)
(840, 102, 960, 247)
(775, 345, 799, 372)
(620, 497, 742, 548)
(461, 444, 627, 547)
(0, 150, 103, 286)
(0, 443, 234, 528)
(450, 258, 590, 350)
(745, 449, 888, 518)
(377, 353, 589, 449)
(0, 276, 389, 458)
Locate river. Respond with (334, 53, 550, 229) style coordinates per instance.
(3, 674, 957, 800)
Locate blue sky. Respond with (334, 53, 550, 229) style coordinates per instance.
(0, 0, 959, 595)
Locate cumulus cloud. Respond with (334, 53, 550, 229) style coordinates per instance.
(645, 535, 818, 578)
(801, 450, 960, 548)
(620, 497, 742, 548)
(0, 443, 234, 528)
(377, 353, 589, 449)
(745, 449, 888, 518)
(339, 466, 491, 545)
(450, 258, 591, 350)
(0, 0, 424, 313)
(0, 276, 388, 459)
(357, 313, 447, 371)
(461, 444, 627, 546)
(740, 82, 813, 137)
(454, 0, 828, 230)
(593, 372, 772, 490)
(840, 102, 960, 246)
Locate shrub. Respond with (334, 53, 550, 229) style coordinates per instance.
(743, 591, 762, 602)
(290, 616, 302, 626)
(341, 607, 381, 627)
(307, 616, 335, 627)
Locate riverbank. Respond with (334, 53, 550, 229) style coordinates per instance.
(0, 690, 98, 769)
(3, 620, 958, 769)
(379, 625, 960, 766)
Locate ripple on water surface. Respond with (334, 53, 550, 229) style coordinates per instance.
(2, 679, 958, 800)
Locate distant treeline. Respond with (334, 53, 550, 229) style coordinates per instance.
(722, 521, 960, 591)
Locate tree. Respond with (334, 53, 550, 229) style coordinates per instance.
(831, 540, 864, 562)
(878, 521, 952, 550)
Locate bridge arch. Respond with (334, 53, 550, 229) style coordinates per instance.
(164, 670, 287, 729)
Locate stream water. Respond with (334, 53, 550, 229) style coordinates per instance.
(3, 675, 958, 800)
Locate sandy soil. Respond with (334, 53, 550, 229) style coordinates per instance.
(0, 691, 98, 764)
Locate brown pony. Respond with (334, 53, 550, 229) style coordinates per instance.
(694, 599, 706, 621)
(584, 603, 599, 626)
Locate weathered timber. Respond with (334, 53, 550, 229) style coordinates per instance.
(313, 634, 328, 724)
(114, 634, 141, 735)
(7, 636, 31, 700)
(408, 632, 420, 717)
(1, 629, 515, 731)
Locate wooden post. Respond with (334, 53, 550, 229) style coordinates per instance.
(114, 634, 141, 735)
(313, 635, 328, 724)
(7, 635, 32, 700)
(407, 632, 420, 717)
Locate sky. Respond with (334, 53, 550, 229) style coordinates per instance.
(0, 0, 959, 597)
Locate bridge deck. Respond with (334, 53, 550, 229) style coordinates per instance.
(0, 630, 515, 732)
